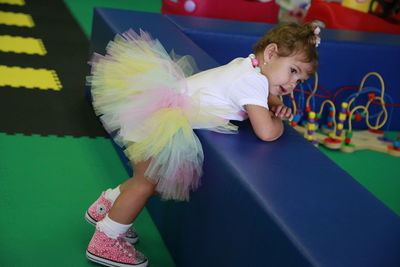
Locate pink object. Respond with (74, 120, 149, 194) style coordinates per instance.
(304, 0, 400, 34)
(162, 0, 279, 24)
(85, 192, 139, 244)
(251, 58, 259, 67)
(237, 110, 249, 120)
(85, 192, 112, 225)
(86, 228, 148, 267)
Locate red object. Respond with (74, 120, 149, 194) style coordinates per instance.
(354, 113, 363, 122)
(368, 129, 384, 134)
(161, 0, 280, 23)
(327, 121, 333, 127)
(291, 121, 298, 126)
(305, 106, 312, 113)
(304, 0, 400, 34)
(388, 145, 400, 151)
(325, 137, 342, 144)
(345, 137, 352, 144)
(368, 92, 376, 101)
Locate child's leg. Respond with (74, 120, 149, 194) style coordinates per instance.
(85, 160, 156, 241)
(108, 159, 156, 225)
(87, 160, 154, 267)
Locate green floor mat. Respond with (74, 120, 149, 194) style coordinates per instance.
(64, 0, 162, 38)
(320, 145, 400, 216)
(0, 133, 175, 267)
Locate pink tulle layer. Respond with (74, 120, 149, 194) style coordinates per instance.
(87, 30, 235, 201)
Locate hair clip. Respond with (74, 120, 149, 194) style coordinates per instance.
(314, 26, 321, 47)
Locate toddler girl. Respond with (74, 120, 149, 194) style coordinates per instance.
(85, 21, 320, 267)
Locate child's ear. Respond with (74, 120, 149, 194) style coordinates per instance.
(263, 43, 278, 63)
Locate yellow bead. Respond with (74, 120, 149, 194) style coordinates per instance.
(341, 102, 348, 108)
(339, 113, 346, 121)
(306, 135, 314, 141)
(338, 124, 343, 130)
(309, 111, 316, 119)
(308, 124, 316, 130)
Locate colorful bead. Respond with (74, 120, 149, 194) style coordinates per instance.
(394, 141, 400, 149)
(346, 131, 353, 138)
(306, 135, 314, 141)
(251, 58, 259, 67)
(368, 92, 375, 101)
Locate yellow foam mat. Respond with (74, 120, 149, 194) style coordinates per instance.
(0, 0, 25, 5)
(0, 35, 46, 55)
(0, 65, 62, 91)
(0, 11, 34, 27)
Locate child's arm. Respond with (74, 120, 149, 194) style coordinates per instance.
(268, 94, 283, 107)
(268, 95, 294, 121)
(245, 104, 284, 141)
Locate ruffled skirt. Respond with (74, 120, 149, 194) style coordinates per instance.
(87, 29, 237, 201)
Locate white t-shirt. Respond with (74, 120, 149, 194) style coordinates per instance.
(186, 56, 269, 121)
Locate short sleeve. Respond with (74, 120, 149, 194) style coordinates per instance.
(230, 73, 269, 110)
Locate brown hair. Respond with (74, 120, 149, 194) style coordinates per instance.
(253, 22, 319, 74)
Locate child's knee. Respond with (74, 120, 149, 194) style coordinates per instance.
(131, 159, 152, 176)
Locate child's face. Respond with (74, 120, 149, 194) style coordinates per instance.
(262, 48, 313, 96)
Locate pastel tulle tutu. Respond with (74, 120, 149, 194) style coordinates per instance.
(87, 30, 237, 201)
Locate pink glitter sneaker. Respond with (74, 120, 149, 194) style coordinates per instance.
(85, 192, 139, 244)
(86, 228, 148, 267)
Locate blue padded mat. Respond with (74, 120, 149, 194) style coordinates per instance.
(168, 15, 400, 131)
(91, 8, 400, 267)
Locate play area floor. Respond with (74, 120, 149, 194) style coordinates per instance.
(0, 0, 398, 266)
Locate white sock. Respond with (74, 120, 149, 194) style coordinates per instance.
(104, 186, 121, 203)
(97, 214, 132, 239)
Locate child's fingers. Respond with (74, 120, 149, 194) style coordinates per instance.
(274, 105, 283, 116)
(278, 107, 290, 118)
(284, 107, 292, 118)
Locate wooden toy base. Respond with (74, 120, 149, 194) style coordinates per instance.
(294, 125, 400, 157)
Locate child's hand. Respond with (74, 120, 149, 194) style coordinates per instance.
(270, 105, 293, 121)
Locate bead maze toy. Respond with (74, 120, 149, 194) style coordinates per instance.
(289, 72, 400, 157)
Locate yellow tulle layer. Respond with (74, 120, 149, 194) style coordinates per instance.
(88, 30, 237, 201)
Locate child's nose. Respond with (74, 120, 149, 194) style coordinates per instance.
(288, 80, 296, 90)
(288, 76, 298, 89)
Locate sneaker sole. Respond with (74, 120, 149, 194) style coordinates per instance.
(84, 211, 139, 244)
(86, 250, 148, 267)
(84, 211, 97, 226)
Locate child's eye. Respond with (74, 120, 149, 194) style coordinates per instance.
(290, 68, 297, 74)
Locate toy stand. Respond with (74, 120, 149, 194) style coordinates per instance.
(291, 72, 400, 157)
